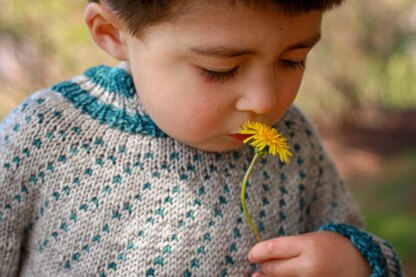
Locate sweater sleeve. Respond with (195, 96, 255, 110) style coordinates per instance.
(0, 92, 45, 276)
(303, 122, 403, 277)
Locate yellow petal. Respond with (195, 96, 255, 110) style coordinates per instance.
(238, 121, 292, 163)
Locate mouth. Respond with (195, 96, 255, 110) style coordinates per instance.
(227, 133, 253, 142)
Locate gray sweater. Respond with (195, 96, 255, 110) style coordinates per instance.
(0, 65, 402, 276)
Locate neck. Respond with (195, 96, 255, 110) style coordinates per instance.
(117, 61, 131, 74)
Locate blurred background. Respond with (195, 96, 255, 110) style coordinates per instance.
(0, 0, 415, 274)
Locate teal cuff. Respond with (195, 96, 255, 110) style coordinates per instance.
(320, 223, 387, 277)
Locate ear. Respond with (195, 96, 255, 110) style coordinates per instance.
(84, 3, 129, 61)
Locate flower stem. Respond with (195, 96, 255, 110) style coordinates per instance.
(241, 153, 261, 242)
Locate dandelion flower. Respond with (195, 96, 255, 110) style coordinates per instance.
(239, 121, 292, 163)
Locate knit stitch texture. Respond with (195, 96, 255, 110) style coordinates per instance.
(0, 65, 402, 276)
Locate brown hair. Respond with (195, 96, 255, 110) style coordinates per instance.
(89, 0, 344, 35)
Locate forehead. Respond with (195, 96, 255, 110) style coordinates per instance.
(168, 1, 322, 32)
(154, 2, 323, 52)
(174, 0, 279, 21)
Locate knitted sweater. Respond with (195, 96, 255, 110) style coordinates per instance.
(0, 65, 402, 277)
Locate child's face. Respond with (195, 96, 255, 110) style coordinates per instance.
(121, 3, 322, 152)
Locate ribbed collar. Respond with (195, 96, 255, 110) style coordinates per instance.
(51, 65, 167, 137)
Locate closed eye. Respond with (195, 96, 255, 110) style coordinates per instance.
(199, 66, 239, 83)
(279, 59, 306, 72)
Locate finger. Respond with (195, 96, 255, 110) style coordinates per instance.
(249, 236, 301, 263)
(259, 258, 299, 277)
(251, 272, 267, 277)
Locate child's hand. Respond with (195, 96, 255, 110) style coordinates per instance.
(248, 231, 371, 277)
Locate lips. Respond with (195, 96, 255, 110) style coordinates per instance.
(228, 133, 253, 142)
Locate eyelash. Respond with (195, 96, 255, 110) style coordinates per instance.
(199, 67, 239, 83)
(280, 60, 306, 72)
(199, 59, 306, 83)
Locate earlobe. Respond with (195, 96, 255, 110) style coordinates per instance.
(84, 3, 128, 61)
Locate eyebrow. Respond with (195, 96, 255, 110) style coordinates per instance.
(188, 33, 321, 58)
(285, 33, 321, 51)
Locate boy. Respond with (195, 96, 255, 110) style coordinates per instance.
(0, 0, 402, 276)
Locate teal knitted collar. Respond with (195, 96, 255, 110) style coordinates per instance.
(51, 65, 167, 137)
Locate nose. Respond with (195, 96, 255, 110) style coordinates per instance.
(235, 68, 277, 115)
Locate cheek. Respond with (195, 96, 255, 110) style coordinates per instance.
(136, 75, 230, 141)
(274, 73, 303, 118)
(174, 94, 228, 135)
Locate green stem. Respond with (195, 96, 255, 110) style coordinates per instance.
(241, 153, 261, 242)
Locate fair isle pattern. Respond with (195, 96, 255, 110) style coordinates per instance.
(0, 65, 402, 276)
